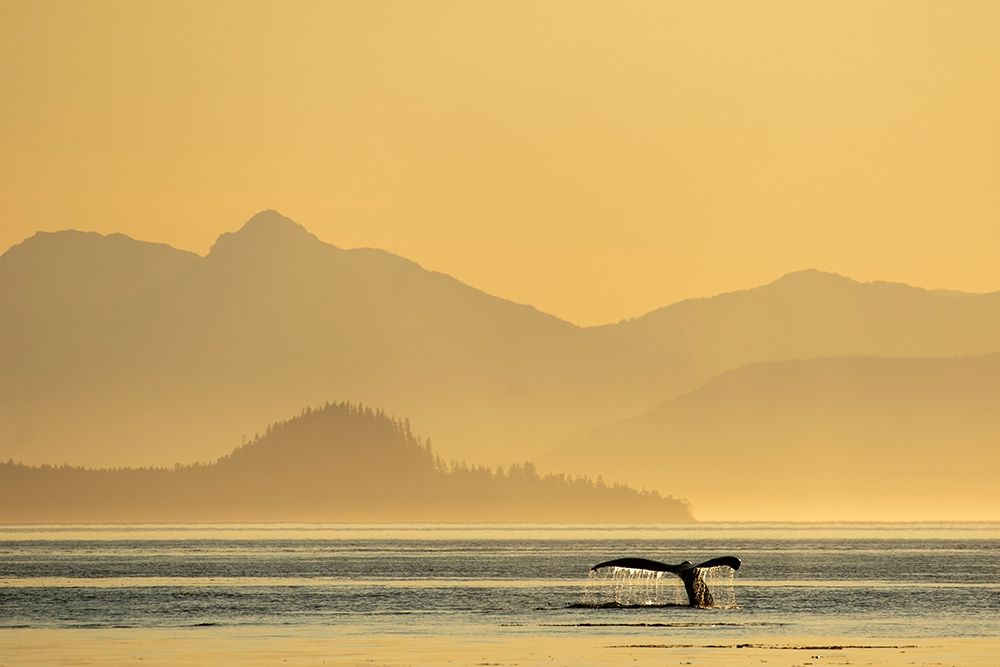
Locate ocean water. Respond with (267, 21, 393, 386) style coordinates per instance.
(1, 523, 998, 642)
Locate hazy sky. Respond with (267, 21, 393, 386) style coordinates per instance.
(3, 0, 998, 325)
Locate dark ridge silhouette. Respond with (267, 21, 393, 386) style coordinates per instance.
(0, 402, 693, 523)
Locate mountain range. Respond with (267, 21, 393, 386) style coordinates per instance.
(3, 210, 999, 519)
(2, 210, 682, 466)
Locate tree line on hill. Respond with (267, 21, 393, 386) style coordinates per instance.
(0, 401, 693, 523)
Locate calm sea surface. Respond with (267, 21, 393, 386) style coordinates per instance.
(2, 523, 998, 641)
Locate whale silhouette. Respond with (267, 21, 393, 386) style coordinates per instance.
(590, 556, 741, 607)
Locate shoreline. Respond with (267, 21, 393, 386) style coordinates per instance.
(3, 627, 998, 666)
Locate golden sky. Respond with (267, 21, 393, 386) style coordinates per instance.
(2, 0, 998, 325)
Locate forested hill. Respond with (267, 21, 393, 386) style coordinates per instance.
(0, 402, 692, 523)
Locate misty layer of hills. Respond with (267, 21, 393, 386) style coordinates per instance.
(4, 209, 1000, 519)
(546, 353, 1000, 520)
(0, 402, 690, 522)
(1, 211, 682, 467)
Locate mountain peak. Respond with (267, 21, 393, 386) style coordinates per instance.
(208, 210, 328, 257)
(769, 269, 857, 288)
(238, 209, 309, 235)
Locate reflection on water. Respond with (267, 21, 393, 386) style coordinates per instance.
(2, 523, 998, 640)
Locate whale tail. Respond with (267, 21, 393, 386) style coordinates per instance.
(590, 556, 741, 608)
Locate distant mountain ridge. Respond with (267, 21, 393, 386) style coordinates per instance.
(0, 229, 197, 317)
(596, 268, 1000, 382)
(1, 210, 686, 467)
(3, 209, 1000, 522)
(0, 402, 692, 522)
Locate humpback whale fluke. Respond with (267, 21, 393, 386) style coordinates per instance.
(590, 556, 741, 608)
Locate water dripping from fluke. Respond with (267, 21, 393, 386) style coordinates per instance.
(583, 556, 741, 609)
